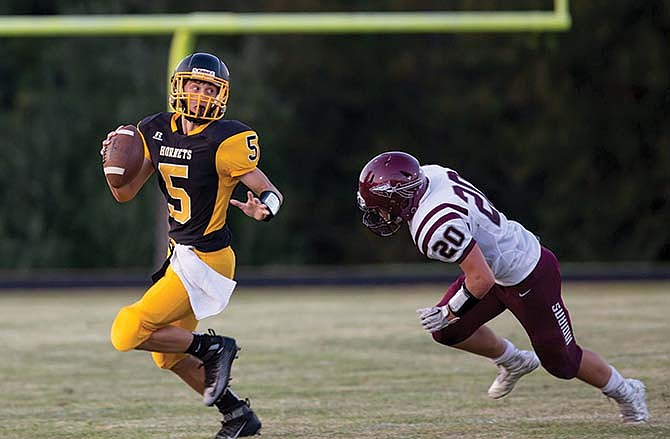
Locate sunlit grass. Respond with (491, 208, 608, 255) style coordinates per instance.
(1, 282, 669, 438)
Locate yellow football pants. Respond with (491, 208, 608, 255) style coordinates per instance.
(110, 245, 235, 370)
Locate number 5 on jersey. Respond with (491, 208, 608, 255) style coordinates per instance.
(246, 134, 258, 161)
(158, 163, 191, 224)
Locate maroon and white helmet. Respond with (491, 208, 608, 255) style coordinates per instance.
(357, 151, 428, 236)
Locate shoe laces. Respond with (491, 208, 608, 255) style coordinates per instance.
(197, 329, 224, 368)
(607, 380, 646, 422)
(497, 354, 525, 376)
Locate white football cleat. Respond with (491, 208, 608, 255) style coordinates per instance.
(488, 350, 540, 399)
(607, 378, 649, 424)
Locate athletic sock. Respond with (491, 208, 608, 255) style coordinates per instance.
(493, 338, 518, 366)
(601, 365, 625, 396)
(186, 332, 213, 358)
(216, 388, 242, 411)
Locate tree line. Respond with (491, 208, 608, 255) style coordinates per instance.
(0, 0, 667, 270)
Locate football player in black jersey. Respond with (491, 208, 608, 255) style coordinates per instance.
(103, 52, 282, 438)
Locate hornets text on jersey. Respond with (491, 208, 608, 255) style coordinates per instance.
(137, 112, 260, 252)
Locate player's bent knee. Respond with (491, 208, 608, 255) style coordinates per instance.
(152, 351, 188, 370)
(110, 306, 145, 352)
(541, 361, 578, 380)
(431, 327, 470, 346)
(535, 344, 582, 380)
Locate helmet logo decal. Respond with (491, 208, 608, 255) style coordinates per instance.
(191, 68, 215, 76)
(370, 178, 423, 199)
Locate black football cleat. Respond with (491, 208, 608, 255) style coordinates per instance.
(215, 391, 262, 438)
(200, 332, 240, 406)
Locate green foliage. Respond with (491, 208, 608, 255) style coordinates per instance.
(0, 1, 668, 269)
(0, 37, 165, 269)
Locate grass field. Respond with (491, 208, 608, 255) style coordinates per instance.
(1, 282, 669, 438)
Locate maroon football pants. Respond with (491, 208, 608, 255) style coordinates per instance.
(431, 247, 583, 379)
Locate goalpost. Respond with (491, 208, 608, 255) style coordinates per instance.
(0, 1, 571, 265)
(0, 1, 570, 82)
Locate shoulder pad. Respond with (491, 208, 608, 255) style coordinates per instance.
(206, 119, 253, 141)
(138, 112, 170, 128)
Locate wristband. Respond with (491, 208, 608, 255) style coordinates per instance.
(447, 283, 480, 317)
(260, 191, 281, 222)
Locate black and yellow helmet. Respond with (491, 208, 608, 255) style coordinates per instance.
(169, 52, 230, 122)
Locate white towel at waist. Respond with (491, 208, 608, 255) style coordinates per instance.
(170, 243, 237, 320)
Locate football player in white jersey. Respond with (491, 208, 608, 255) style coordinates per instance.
(356, 151, 649, 423)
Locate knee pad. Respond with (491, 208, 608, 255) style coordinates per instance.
(536, 343, 583, 380)
(110, 306, 147, 352)
(152, 351, 188, 370)
(431, 327, 471, 346)
(541, 361, 578, 380)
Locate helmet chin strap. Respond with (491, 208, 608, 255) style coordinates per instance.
(184, 115, 209, 124)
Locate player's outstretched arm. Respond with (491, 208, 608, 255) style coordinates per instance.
(231, 168, 283, 221)
(458, 244, 496, 299)
(417, 244, 496, 332)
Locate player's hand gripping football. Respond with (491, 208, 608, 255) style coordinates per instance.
(416, 306, 460, 332)
(230, 191, 271, 221)
(99, 125, 124, 160)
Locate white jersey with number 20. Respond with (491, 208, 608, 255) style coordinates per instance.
(408, 165, 541, 286)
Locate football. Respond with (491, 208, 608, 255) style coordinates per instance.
(102, 125, 144, 188)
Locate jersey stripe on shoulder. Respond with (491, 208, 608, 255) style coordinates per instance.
(421, 212, 464, 255)
(413, 203, 469, 246)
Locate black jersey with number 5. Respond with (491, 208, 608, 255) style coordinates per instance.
(137, 112, 260, 251)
